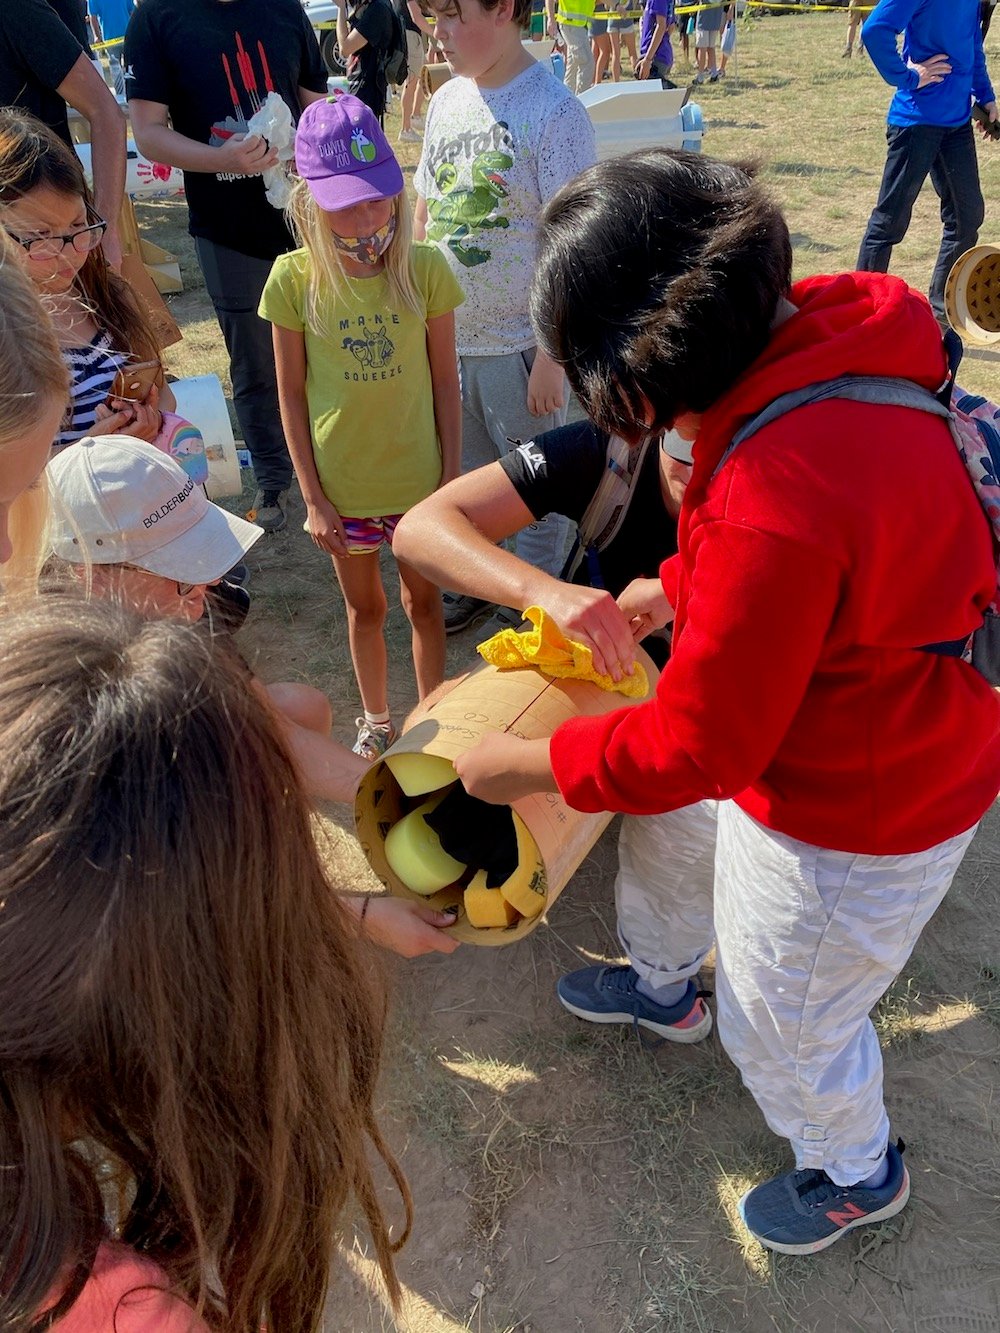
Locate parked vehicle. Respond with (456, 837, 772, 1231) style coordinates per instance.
(302, 0, 346, 75)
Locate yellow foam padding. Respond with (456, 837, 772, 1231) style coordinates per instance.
(477, 605, 648, 699)
(384, 752, 457, 798)
(384, 794, 467, 896)
(464, 873, 520, 928)
(496, 814, 547, 920)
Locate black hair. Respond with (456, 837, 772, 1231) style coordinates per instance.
(530, 149, 793, 441)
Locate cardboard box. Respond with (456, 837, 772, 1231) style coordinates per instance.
(355, 649, 657, 946)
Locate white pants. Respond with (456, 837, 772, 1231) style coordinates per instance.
(616, 803, 978, 1184)
(560, 24, 594, 93)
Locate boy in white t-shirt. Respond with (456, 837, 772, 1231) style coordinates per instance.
(414, 0, 596, 631)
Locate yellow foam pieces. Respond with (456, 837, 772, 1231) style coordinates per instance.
(384, 752, 457, 798)
(497, 815, 547, 920)
(384, 794, 467, 896)
(464, 872, 520, 928)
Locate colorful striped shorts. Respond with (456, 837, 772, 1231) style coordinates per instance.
(342, 512, 403, 554)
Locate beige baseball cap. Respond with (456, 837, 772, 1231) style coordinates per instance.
(48, 435, 263, 580)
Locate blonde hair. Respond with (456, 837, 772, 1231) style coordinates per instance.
(0, 240, 68, 596)
(286, 177, 422, 336)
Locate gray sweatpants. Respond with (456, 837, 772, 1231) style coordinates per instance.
(616, 801, 977, 1183)
(460, 347, 571, 578)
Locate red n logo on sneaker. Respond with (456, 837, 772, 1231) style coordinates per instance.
(825, 1202, 867, 1227)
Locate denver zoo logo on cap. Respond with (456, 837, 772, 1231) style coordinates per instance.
(351, 128, 377, 163)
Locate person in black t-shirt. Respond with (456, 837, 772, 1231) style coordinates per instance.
(126, 0, 328, 532)
(0, 0, 126, 265)
(337, 0, 395, 121)
(393, 421, 692, 671)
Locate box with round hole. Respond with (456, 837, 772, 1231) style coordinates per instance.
(354, 650, 658, 945)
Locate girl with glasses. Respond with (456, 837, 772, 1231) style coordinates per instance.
(0, 111, 203, 483)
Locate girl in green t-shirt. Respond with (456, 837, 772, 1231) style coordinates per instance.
(261, 94, 463, 761)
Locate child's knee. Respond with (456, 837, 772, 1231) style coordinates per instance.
(345, 590, 388, 633)
(401, 585, 443, 627)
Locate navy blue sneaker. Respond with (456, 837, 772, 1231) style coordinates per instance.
(556, 964, 712, 1043)
(739, 1140, 910, 1255)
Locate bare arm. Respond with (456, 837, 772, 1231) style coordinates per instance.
(57, 52, 127, 267)
(342, 893, 461, 957)
(414, 195, 428, 242)
(337, 7, 369, 56)
(406, 1, 436, 37)
(393, 465, 637, 677)
(425, 310, 461, 486)
(278, 713, 369, 802)
(271, 322, 348, 557)
(130, 98, 278, 175)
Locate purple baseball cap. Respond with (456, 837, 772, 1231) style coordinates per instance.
(295, 93, 404, 211)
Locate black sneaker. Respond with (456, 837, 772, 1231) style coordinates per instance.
(251, 488, 288, 533)
(442, 591, 492, 634)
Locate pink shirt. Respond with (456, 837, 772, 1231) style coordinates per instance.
(51, 1243, 210, 1332)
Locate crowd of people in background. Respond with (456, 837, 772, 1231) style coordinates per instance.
(0, 0, 997, 1327)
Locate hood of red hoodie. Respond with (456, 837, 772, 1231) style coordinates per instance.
(690, 272, 948, 483)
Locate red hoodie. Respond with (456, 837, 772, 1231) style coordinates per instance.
(550, 273, 1000, 854)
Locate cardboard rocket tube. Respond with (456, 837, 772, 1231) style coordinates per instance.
(354, 648, 658, 946)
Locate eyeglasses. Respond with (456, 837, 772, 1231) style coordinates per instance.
(119, 563, 198, 597)
(5, 204, 107, 260)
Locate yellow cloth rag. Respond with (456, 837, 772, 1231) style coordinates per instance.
(477, 606, 648, 699)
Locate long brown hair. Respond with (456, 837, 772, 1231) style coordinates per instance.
(0, 109, 159, 365)
(0, 594, 410, 1330)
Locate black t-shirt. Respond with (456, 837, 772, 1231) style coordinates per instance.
(50, 0, 90, 50)
(392, 0, 420, 37)
(500, 422, 679, 665)
(0, 0, 85, 146)
(125, 0, 328, 260)
(347, 0, 393, 118)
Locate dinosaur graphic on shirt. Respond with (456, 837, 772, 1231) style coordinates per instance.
(424, 150, 514, 268)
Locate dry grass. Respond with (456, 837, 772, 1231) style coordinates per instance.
(134, 17, 1000, 1330)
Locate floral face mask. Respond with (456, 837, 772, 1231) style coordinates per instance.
(331, 214, 396, 265)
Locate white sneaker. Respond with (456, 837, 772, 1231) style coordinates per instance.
(693, 70, 708, 84)
(398, 127, 422, 142)
(411, 114, 425, 129)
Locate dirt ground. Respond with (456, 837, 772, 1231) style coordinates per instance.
(142, 15, 1000, 1330)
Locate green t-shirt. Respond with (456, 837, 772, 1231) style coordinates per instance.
(259, 242, 463, 517)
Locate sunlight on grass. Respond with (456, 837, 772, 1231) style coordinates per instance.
(339, 1245, 470, 1333)
(440, 1051, 539, 1095)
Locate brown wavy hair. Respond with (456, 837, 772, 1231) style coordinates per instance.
(0, 594, 410, 1331)
(0, 108, 159, 366)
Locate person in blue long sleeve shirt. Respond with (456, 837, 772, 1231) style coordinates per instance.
(857, 0, 997, 325)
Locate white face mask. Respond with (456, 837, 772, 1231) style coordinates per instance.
(331, 214, 396, 265)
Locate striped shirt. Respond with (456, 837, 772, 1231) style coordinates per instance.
(53, 331, 126, 453)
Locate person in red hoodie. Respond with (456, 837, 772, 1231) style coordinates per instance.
(453, 149, 1000, 1256)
